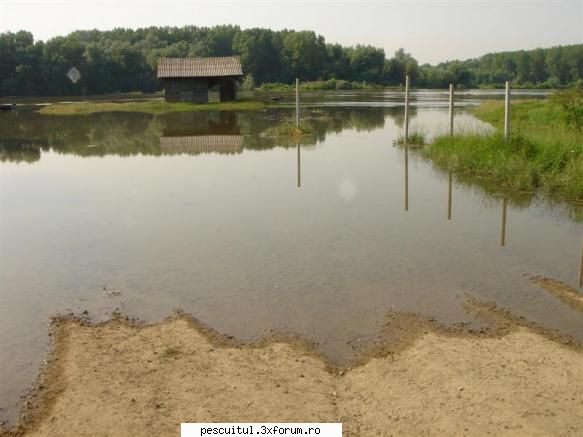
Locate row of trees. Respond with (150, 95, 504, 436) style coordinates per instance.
(419, 45, 583, 89)
(1, 26, 582, 96)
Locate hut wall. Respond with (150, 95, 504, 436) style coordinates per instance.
(219, 79, 237, 102)
(163, 78, 209, 103)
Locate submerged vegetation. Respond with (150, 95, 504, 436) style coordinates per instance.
(393, 131, 427, 146)
(425, 90, 583, 201)
(263, 121, 310, 138)
(38, 99, 266, 115)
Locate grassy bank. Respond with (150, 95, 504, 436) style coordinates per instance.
(425, 98, 583, 201)
(39, 99, 267, 115)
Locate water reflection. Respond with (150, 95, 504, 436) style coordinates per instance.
(580, 238, 583, 288)
(0, 106, 392, 162)
(404, 146, 409, 211)
(501, 198, 508, 247)
(160, 112, 244, 156)
(297, 143, 301, 188)
(447, 170, 453, 220)
(0, 139, 42, 163)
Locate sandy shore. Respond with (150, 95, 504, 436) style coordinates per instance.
(2, 279, 583, 437)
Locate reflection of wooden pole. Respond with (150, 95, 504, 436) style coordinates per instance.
(404, 146, 409, 211)
(297, 143, 301, 188)
(447, 170, 453, 220)
(500, 198, 507, 246)
(504, 81, 511, 141)
(296, 78, 300, 129)
(579, 235, 583, 288)
(404, 75, 410, 144)
(449, 84, 454, 136)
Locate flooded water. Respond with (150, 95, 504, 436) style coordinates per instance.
(0, 90, 581, 422)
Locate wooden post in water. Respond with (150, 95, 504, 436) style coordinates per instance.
(449, 84, 454, 136)
(447, 170, 453, 220)
(297, 143, 301, 188)
(296, 78, 300, 129)
(404, 75, 410, 144)
(500, 197, 508, 246)
(404, 147, 409, 211)
(504, 81, 511, 141)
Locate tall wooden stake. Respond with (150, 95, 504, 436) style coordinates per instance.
(504, 81, 511, 141)
(404, 75, 410, 144)
(449, 84, 454, 136)
(296, 78, 300, 129)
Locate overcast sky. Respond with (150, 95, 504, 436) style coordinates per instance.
(0, 0, 581, 64)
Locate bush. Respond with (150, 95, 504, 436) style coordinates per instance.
(240, 74, 256, 91)
(550, 87, 583, 132)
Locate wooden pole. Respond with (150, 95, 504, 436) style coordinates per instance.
(504, 81, 511, 141)
(447, 170, 453, 220)
(297, 143, 301, 188)
(296, 78, 300, 129)
(404, 75, 410, 144)
(500, 197, 508, 246)
(449, 84, 454, 136)
(404, 146, 409, 211)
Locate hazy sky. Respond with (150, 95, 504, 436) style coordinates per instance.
(0, 0, 581, 64)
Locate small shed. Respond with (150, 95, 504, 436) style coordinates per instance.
(157, 57, 243, 103)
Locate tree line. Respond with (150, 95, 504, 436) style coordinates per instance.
(1, 25, 582, 96)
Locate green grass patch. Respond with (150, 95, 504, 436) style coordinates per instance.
(425, 97, 583, 201)
(38, 99, 267, 115)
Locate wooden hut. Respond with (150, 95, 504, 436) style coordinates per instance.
(157, 57, 243, 103)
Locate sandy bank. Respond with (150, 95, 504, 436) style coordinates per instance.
(3, 279, 583, 437)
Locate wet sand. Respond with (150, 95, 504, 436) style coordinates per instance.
(2, 279, 583, 437)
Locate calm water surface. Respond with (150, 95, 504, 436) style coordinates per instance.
(0, 90, 581, 422)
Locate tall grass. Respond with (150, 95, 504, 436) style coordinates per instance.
(425, 99, 583, 201)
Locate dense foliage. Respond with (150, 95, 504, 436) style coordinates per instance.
(1, 26, 582, 96)
(419, 45, 583, 89)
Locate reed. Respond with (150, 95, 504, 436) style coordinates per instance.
(426, 98, 582, 201)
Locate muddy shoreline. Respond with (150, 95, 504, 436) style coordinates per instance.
(2, 278, 583, 437)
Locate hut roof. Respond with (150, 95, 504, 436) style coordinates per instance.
(159, 135, 244, 155)
(157, 57, 243, 79)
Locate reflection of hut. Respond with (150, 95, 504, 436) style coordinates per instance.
(157, 57, 243, 103)
(159, 111, 243, 156)
(162, 111, 240, 136)
(159, 136, 244, 156)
